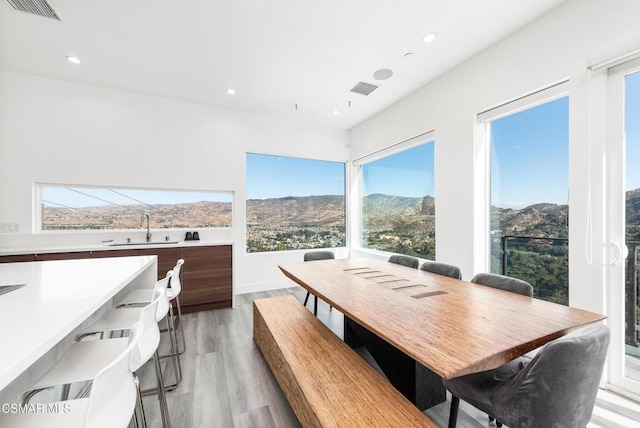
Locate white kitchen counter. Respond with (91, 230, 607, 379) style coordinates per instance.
(0, 256, 156, 393)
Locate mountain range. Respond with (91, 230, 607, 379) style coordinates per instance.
(45, 191, 640, 239)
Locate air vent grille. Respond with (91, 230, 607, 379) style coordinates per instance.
(6, 0, 60, 20)
(350, 81, 379, 96)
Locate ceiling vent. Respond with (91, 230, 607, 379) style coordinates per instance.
(350, 81, 379, 96)
(5, 0, 61, 20)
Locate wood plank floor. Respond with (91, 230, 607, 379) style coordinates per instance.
(138, 287, 640, 427)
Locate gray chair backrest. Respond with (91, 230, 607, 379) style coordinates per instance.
(420, 261, 462, 279)
(471, 272, 533, 297)
(388, 255, 419, 269)
(303, 251, 335, 262)
(495, 324, 610, 427)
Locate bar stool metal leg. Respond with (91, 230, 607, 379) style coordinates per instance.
(134, 374, 147, 428)
(153, 351, 171, 428)
(166, 305, 182, 384)
(143, 312, 181, 395)
(175, 294, 186, 354)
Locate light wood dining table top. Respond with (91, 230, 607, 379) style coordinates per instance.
(279, 257, 606, 380)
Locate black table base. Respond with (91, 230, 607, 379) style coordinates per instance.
(344, 316, 446, 410)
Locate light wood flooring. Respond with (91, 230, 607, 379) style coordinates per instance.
(137, 287, 640, 428)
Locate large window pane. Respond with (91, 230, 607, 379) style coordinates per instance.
(245, 153, 346, 252)
(361, 142, 435, 259)
(40, 185, 232, 230)
(489, 96, 569, 304)
(624, 70, 640, 380)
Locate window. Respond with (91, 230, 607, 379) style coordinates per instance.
(245, 153, 346, 253)
(359, 140, 435, 260)
(485, 92, 569, 304)
(39, 185, 232, 231)
(604, 55, 640, 395)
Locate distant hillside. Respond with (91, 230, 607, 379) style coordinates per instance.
(490, 188, 640, 241)
(363, 194, 434, 213)
(362, 194, 434, 230)
(43, 200, 232, 230)
(491, 202, 568, 238)
(247, 195, 345, 227)
(42, 190, 640, 237)
(246, 193, 436, 231)
(627, 189, 640, 241)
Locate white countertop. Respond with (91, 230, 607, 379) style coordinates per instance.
(0, 256, 156, 391)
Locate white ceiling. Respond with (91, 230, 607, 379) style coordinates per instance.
(0, 0, 568, 129)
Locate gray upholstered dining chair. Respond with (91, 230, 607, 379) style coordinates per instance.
(470, 271, 533, 425)
(471, 272, 533, 297)
(303, 251, 335, 315)
(442, 323, 610, 428)
(388, 254, 419, 269)
(420, 261, 462, 279)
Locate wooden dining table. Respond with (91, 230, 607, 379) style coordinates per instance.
(279, 257, 606, 409)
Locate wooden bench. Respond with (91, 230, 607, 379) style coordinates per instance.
(253, 295, 437, 427)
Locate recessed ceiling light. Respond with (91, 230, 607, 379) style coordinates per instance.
(423, 33, 438, 43)
(373, 68, 393, 81)
(226, 88, 236, 95)
(333, 110, 340, 115)
(66, 56, 82, 64)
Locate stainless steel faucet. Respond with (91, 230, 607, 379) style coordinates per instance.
(140, 212, 152, 242)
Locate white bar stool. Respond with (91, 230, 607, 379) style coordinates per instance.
(119, 259, 186, 355)
(0, 322, 143, 428)
(79, 272, 181, 393)
(19, 285, 172, 428)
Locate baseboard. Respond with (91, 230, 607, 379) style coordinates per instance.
(236, 279, 294, 295)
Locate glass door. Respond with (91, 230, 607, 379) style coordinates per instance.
(606, 58, 640, 399)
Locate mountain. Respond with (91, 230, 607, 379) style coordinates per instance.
(492, 202, 568, 238)
(50, 191, 640, 241)
(43, 200, 232, 229)
(490, 188, 640, 241)
(361, 194, 434, 231)
(626, 189, 640, 241)
(247, 195, 345, 227)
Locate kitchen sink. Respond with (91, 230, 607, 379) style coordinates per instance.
(108, 241, 179, 246)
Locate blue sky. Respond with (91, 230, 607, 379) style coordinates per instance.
(246, 153, 345, 199)
(362, 143, 435, 197)
(246, 145, 434, 200)
(626, 71, 640, 191)
(45, 75, 640, 209)
(42, 187, 231, 208)
(491, 97, 569, 209)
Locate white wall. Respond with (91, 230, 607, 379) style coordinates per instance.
(349, 0, 640, 315)
(0, 70, 350, 294)
(3, 0, 640, 308)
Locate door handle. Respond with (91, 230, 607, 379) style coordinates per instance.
(610, 241, 629, 265)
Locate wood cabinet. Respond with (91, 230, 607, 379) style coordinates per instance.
(0, 254, 35, 263)
(90, 249, 139, 258)
(139, 247, 183, 282)
(182, 245, 232, 312)
(1, 245, 232, 313)
(35, 251, 92, 261)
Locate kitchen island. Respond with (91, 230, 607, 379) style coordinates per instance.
(0, 242, 233, 312)
(0, 255, 156, 401)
